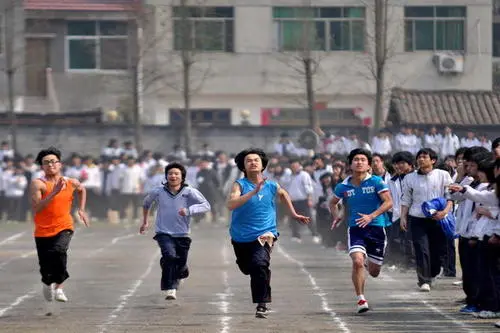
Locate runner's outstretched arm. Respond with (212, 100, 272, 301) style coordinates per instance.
(277, 184, 310, 224)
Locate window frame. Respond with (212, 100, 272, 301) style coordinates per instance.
(404, 6, 467, 52)
(169, 108, 232, 126)
(272, 6, 366, 52)
(172, 6, 234, 53)
(65, 20, 130, 73)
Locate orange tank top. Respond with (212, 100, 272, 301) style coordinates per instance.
(34, 177, 74, 237)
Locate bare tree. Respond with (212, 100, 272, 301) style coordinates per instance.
(359, 0, 403, 133)
(1, 0, 23, 152)
(271, 3, 326, 132)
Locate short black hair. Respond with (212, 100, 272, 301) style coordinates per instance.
(492, 137, 500, 150)
(35, 147, 62, 166)
(463, 146, 490, 162)
(478, 159, 496, 183)
(455, 147, 468, 159)
(348, 148, 372, 165)
(392, 151, 414, 165)
(234, 148, 269, 173)
(416, 148, 438, 161)
(372, 153, 385, 161)
(165, 162, 186, 184)
(468, 152, 493, 165)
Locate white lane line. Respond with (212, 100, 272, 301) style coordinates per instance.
(0, 250, 37, 270)
(0, 232, 26, 246)
(0, 231, 135, 318)
(277, 245, 351, 333)
(0, 291, 38, 317)
(87, 233, 136, 257)
(216, 244, 232, 333)
(98, 250, 160, 333)
(344, 252, 477, 333)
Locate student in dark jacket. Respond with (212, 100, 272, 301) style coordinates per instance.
(196, 157, 221, 222)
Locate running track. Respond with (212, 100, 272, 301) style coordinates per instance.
(0, 222, 497, 333)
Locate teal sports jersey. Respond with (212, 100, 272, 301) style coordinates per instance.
(333, 174, 390, 227)
(230, 178, 278, 242)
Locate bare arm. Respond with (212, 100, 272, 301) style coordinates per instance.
(226, 182, 257, 211)
(329, 196, 341, 218)
(30, 179, 59, 214)
(371, 190, 393, 219)
(277, 186, 299, 217)
(69, 178, 86, 211)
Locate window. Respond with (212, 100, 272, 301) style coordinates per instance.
(172, 6, 234, 52)
(169, 109, 231, 126)
(273, 7, 365, 51)
(66, 21, 128, 70)
(404, 6, 466, 52)
(494, 23, 500, 57)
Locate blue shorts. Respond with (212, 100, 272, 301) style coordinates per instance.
(348, 226, 387, 265)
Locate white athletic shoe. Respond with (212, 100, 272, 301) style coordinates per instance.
(419, 283, 431, 292)
(312, 236, 321, 244)
(55, 288, 68, 302)
(164, 289, 177, 300)
(43, 283, 54, 302)
(357, 299, 369, 313)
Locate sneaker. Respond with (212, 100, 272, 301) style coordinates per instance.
(164, 289, 176, 300)
(495, 321, 500, 328)
(291, 237, 302, 243)
(419, 283, 431, 292)
(312, 236, 321, 244)
(459, 304, 479, 314)
(43, 283, 54, 302)
(54, 288, 68, 302)
(255, 305, 268, 319)
(452, 280, 463, 286)
(474, 310, 500, 319)
(357, 299, 369, 313)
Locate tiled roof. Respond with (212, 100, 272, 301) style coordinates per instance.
(390, 88, 500, 125)
(24, 0, 139, 11)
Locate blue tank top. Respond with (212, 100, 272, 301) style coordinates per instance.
(230, 178, 278, 242)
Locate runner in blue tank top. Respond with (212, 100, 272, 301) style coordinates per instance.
(227, 148, 310, 319)
(329, 148, 393, 314)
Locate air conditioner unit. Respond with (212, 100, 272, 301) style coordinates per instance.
(434, 53, 464, 73)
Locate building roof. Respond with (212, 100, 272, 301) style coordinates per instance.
(24, 0, 139, 11)
(390, 88, 500, 126)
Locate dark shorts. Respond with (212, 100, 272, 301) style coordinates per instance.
(348, 225, 387, 265)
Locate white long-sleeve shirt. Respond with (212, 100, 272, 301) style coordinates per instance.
(441, 134, 460, 157)
(371, 136, 392, 155)
(287, 170, 314, 202)
(4, 174, 27, 197)
(424, 134, 443, 153)
(401, 169, 453, 218)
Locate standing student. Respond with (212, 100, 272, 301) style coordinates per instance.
(329, 148, 393, 313)
(30, 147, 89, 304)
(140, 162, 210, 300)
(227, 148, 310, 319)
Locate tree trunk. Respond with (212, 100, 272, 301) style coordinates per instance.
(183, 60, 192, 155)
(132, 21, 144, 155)
(304, 57, 318, 131)
(5, 7, 17, 152)
(373, 0, 387, 135)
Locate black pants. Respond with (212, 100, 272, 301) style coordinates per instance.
(35, 229, 74, 286)
(459, 237, 481, 307)
(6, 197, 24, 221)
(232, 239, 273, 304)
(154, 233, 191, 290)
(477, 237, 500, 311)
(290, 200, 317, 238)
(441, 235, 456, 277)
(409, 216, 446, 285)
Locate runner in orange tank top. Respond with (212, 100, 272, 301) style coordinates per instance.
(30, 147, 89, 305)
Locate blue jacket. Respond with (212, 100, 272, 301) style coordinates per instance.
(421, 197, 458, 240)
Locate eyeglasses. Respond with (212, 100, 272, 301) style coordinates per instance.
(42, 160, 60, 166)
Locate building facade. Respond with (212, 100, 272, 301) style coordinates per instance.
(144, 0, 492, 127)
